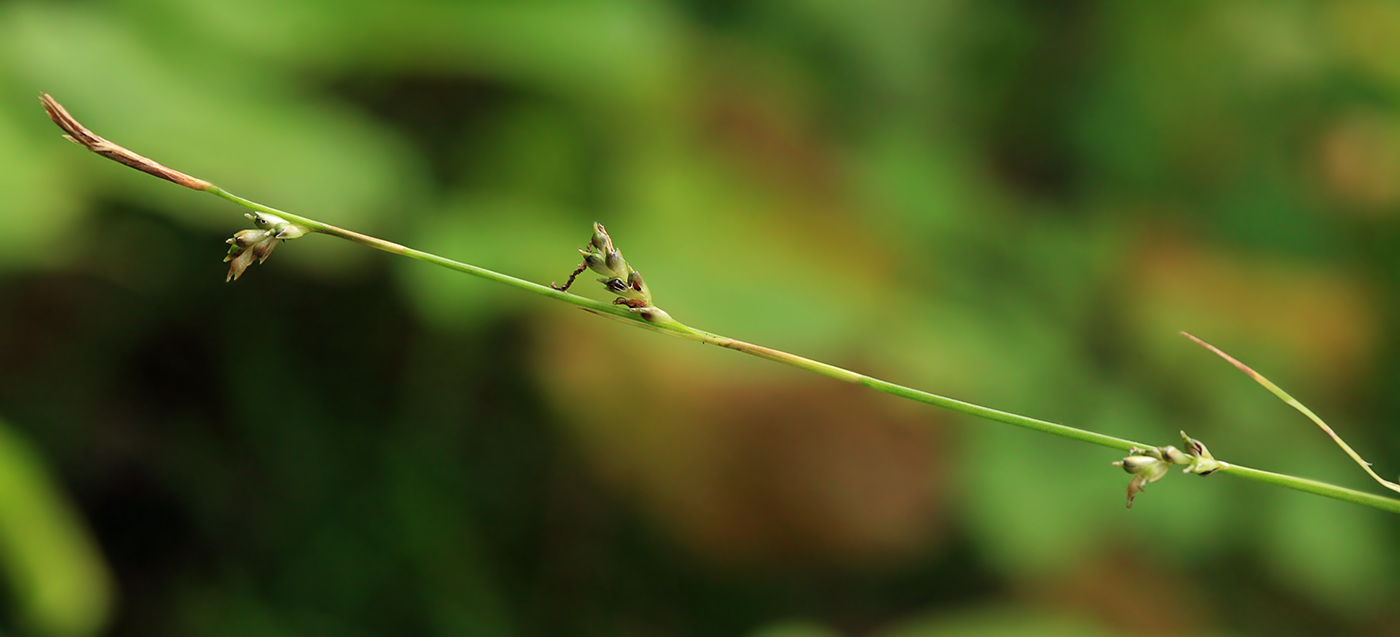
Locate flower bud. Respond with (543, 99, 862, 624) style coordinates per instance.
(247, 212, 278, 228)
(1179, 431, 1224, 475)
(605, 250, 628, 278)
(564, 222, 656, 308)
(223, 215, 309, 282)
(1160, 445, 1192, 465)
(591, 222, 612, 251)
(229, 228, 272, 248)
(583, 251, 610, 276)
(602, 278, 630, 295)
(1115, 456, 1165, 475)
(1112, 454, 1172, 508)
(275, 224, 307, 240)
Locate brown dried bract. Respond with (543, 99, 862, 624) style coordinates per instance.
(40, 93, 211, 191)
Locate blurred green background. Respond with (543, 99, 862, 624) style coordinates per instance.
(2, 0, 1400, 635)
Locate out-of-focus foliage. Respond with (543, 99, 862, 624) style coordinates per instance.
(1, 0, 1399, 635)
(0, 419, 110, 637)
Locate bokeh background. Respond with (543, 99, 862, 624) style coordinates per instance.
(1, 1, 1399, 635)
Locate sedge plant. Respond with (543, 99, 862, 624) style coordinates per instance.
(39, 93, 1400, 515)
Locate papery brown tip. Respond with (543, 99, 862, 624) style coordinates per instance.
(41, 92, 101, 147)
(40, 93, 212, 191)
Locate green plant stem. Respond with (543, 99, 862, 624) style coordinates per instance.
(209, 187, 639, 321)
(212, 183, 1169, 452)
(203, 185, 1400, 516)
(1223, 465, 1400, 512)
(43, 90, 1399, 515)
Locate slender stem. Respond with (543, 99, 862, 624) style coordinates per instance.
(215, 188, 1156, 453)
(37, 91, 1400, 516)
(208, 186, 645, 323)
(682, 330, 1148, 451)
(1221, 464, 1400, 514)
(200, 186, 1400, 516)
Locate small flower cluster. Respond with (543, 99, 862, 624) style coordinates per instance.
(225, 212, 308, 282)
(559, 222, 652, 308)
(1113, 431, 1224, 508)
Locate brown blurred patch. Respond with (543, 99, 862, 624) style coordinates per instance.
(689, 40, 869, 232)
(687, 64, 898, 308)
(698, 73, 842, 206)
(1019, 548, 1215, 636)
(532, 316, 946, 569)
(1364, 611, 1400, 637)
(1315, 112, 1400, 214)
(654, 381, 942, 566)
(1124, 229, 1378, 389)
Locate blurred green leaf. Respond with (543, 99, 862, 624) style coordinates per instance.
(0, 418, 111, 637)
(1262, 479, 1396, 611)
(0, 101, 83, 271)
(3, 1, 418, 240)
